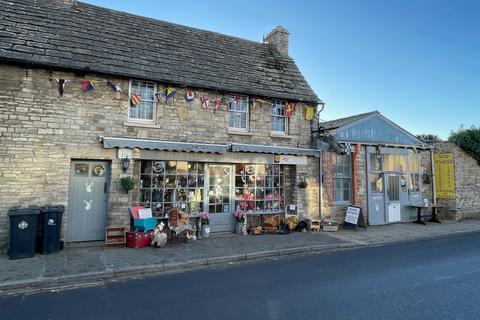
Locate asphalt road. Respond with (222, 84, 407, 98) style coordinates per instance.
(2, 232, 480, 320)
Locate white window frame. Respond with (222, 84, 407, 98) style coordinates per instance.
(271, 101, 288, 134)
(333, 153, 352, 205)
(228, 96, 249, 132)
(128, 79, 156, 123)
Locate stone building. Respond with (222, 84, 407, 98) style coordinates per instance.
(0, 0, 322, 250)
(434, 142, 480, 220)
(317, 111, 435, 225)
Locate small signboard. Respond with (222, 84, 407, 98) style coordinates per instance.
(118, 148, 133, 159)
(286, 204, 297, 217)
(344, 206, 366, 231)
(272, 154, 308, 165)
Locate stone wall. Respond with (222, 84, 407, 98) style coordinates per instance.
(0, 63, 319, 250)
(434, 142, 480, 220)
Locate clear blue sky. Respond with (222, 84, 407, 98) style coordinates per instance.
(83, 0, 479, 140)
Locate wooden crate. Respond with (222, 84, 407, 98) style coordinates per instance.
(321, 220, 339, 232)
(307, 218, 321, 232)
(105, 226, 126, 246)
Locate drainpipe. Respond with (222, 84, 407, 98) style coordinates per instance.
(430, 146, 437, 206)
(317, 102, 325, 220)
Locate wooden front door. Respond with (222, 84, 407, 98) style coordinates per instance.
(67, 161, 110, 242)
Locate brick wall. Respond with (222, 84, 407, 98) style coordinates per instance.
(320, 145, 367, 223)
(434, 142, 480, 220)
(0, 63, 319, 250)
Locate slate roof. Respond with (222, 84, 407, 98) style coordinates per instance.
(320, 111, 378, 130)
(0, 0, 320, 103)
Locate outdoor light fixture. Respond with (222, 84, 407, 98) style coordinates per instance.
(122, 156, 130, 172)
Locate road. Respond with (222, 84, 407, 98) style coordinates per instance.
(2, 232, 480, 320)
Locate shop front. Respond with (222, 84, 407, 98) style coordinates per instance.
(102, 137, 318, 233)
(137, 160, 286, 232)
(317, 111, 434, 225)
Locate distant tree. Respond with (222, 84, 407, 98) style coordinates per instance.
(448, 125, 480, 165)
(416, 134, 442, 143)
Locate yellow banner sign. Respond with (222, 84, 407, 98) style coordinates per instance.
(434, 153, 455, 199)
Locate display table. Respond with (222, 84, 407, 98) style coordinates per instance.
(409, 204, 440, 225)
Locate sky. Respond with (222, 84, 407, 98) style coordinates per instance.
(83, 0, 479, 140)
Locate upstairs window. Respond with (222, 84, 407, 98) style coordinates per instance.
(128, 80, 156, 122)
(271, 101, 287, 133)
(228, 96, 249, 131)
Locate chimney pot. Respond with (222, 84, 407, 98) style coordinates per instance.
(264, 26, 290, 55)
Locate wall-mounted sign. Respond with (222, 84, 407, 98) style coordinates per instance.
(435, 153, 455, 199)
(133, 147, 141, 158)
(272, 155, 307, 165)
(118, 148, 132, 159)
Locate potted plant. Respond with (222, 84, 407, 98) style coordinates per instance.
(119, 176, 135, 193)
(199, 212, 210, 238)
(298, 176, 308, 189)
(233, 210, 246, 234)
(422, 170, 432, 185)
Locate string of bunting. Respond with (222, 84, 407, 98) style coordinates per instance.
(48, 78, 312, 118)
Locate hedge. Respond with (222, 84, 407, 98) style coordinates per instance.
(448, 126, 480, 165)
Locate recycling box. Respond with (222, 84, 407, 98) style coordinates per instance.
(8, 206, 41, 260)
(38, 205, 65, 254)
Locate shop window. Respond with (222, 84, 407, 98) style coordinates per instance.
(369, 153, 382, 172)
(383, 154, 407, 172)
(234, 164, 284, 214)
(139, 160, 204, 216)
(410, 174, 420, 192)
(271, 101, 287, 133)
(128, 80, 156, 122)
(332, 154, 351, 204)
(369, 173, 383, 193)
(228, 96, 249, 131)
(408, 151, 420, 192)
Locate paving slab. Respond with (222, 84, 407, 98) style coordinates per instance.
(0, 219, 479, 295)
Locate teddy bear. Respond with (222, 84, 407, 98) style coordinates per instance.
(151, 222, 168, 248)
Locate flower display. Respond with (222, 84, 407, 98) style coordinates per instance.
(233, 210, 246, 223)
(200, 212, 210, 225)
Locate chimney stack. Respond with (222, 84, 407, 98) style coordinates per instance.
(264, 26, 290, 55)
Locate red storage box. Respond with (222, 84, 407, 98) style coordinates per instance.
(126, 231, 153, 248)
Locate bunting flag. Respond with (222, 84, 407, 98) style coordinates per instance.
(201, 97, 209, 109)
(56, 79, 67, 96)
(82, 80, 95, 92)
(214, 97, 223, 113)
(166, 87, 177, 101)
(256, 98, 268, 105)
(108, 80, 122, 92)
(305, 105, 315, 121)
(130, 93, 141, 106)
(154, 91, 162, 107)
(233, 96, 238, 107)
(285, 102, 295, 118)
(185, 91, 195, 102)
(250, 98, 256, 110)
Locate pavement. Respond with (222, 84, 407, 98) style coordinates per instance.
(1, 218, 480, 295)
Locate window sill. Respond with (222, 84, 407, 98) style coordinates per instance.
(333, 202, 352, 207)
(123, 121, 160, 129)
(270, 133, 292, 139)
(228, 129, 253, 136)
